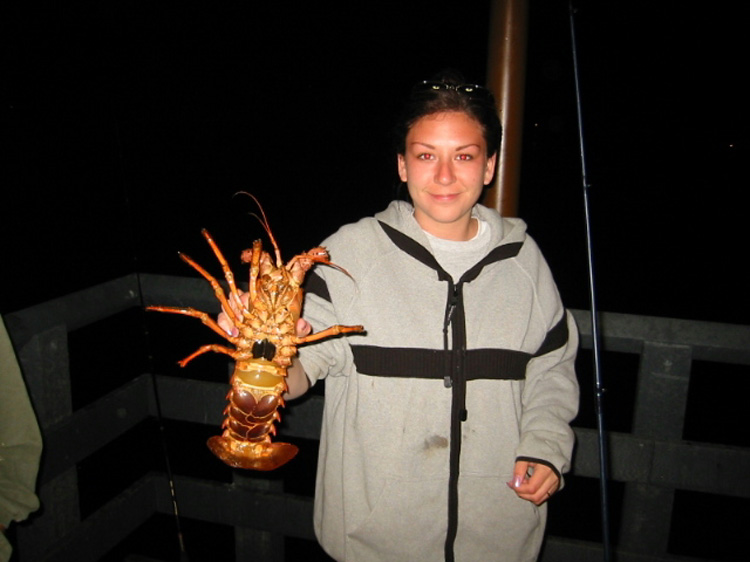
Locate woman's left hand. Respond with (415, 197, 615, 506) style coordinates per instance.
(507, 460, 559, 505)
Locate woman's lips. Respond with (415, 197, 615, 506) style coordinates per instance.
(428, 192, 460, 202)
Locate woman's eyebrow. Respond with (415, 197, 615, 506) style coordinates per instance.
(408, 142, 481, 151)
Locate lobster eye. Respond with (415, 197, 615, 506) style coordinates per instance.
(252, 339, 276, 361)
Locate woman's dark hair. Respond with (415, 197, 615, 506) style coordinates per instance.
(394, 69, 503, 158)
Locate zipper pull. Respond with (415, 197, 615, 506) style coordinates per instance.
(443, 285, 458, 389)
(444, 303, 456, 330)
(444, 287, 458, 329)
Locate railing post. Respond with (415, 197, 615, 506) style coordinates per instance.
(232, 472, 285, 562)
(14, 325, 81, 562)
(632, 342, 692, 440)
(618, 342, 692, 555)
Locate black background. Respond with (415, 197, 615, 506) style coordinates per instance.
(3, 1, 746, 325)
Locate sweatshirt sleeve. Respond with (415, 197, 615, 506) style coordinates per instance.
(296, 270, 347, 384)
(296, 265, 362, 386)
(295, 223, 372, 386)
(516, 310, 580, 478)
(512, 236, 580, 479)
(0, 316, 43, 532)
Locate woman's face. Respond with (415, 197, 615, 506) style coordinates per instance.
(397, 111, 497, 241)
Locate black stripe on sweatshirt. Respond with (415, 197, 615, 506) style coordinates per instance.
(351, 345, 531, 380)
(349, 315, 569, 381)
(302, 271, 331, 303)
(533, 313, 569, 357)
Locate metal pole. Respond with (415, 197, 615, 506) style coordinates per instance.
(485, 0, 529, 217)
(568, 3, 612, 561)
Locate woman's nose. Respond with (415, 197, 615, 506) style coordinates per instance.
(435, 160, 456, 185)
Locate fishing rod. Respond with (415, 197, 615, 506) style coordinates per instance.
(113, 112, 190, 562)
(568, 3, 612, 561)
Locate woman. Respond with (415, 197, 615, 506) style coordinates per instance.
(288, 71, 578, 561)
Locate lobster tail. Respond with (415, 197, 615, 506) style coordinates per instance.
(207, 437, 298, 471)
(206, 359, 299, 470)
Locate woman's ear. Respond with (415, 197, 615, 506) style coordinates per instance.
(484, 152, 498, 185)
(397, 153, 408, 183)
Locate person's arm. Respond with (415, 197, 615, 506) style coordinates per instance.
(1, 315, 43, 561)
(510, 310, 579, 504)
(284, 357, 311, 400)
(283, 318, 312, 400)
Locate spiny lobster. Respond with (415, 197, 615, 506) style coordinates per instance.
(147, 195, 364, 470)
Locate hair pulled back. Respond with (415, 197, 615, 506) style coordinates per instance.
(394, 69, 503, 158)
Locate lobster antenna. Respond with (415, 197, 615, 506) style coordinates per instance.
(234, 191, 283, 266)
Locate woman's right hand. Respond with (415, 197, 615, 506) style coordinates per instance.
(218, 291, 249, 337)
(295, 317, 312, 338)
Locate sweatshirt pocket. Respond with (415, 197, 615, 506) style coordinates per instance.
(456, 476, 545, 561)
(347, 477, 447, 561)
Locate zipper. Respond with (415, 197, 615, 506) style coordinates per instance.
(445, 280, 466, 562)
(443, 284, 458, 388)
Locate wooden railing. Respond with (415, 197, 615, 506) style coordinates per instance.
(5, 274, 749, 562)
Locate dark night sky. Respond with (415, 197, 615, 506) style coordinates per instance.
(2, 1, 747, 326)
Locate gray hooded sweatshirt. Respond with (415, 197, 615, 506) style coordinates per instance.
(298, 201, 579, 562)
